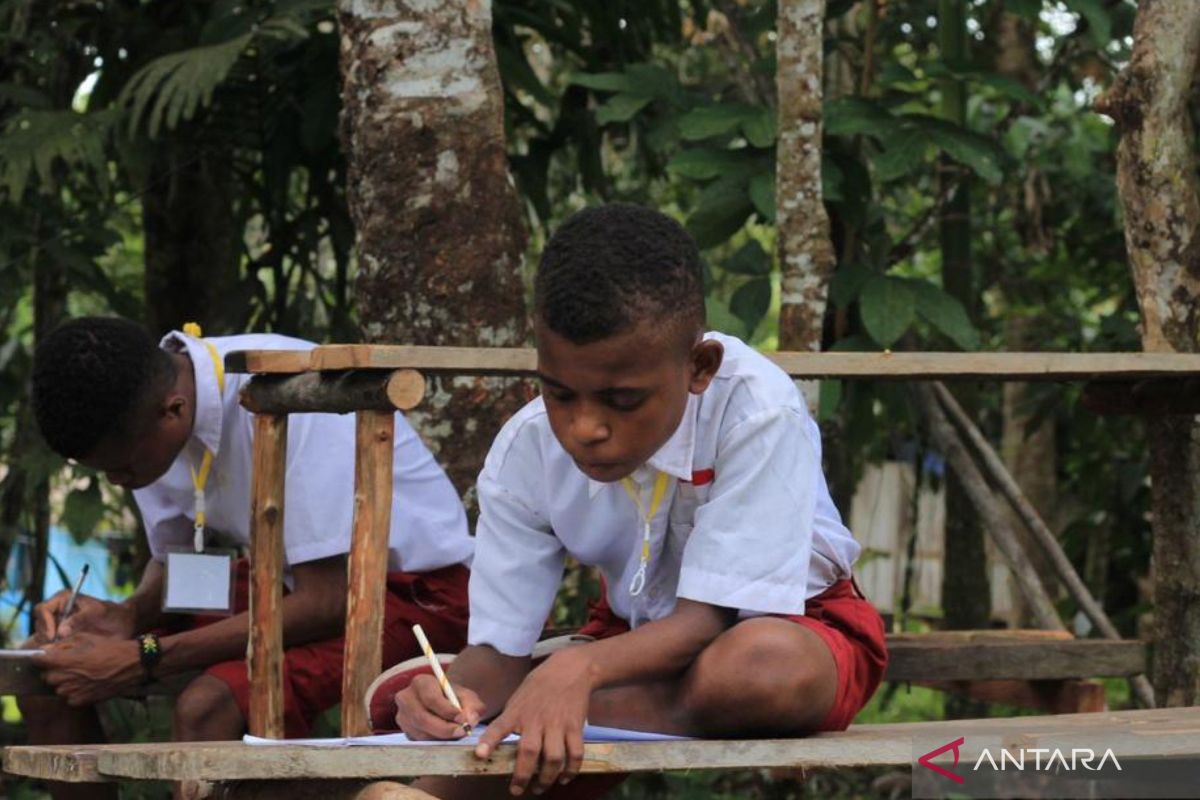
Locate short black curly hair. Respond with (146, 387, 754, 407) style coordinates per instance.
(32, 317, 176, 459)
(534, 204, 705, 345)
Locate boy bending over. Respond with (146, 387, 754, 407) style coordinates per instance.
(25, 319, 471, 800)
(389, 205, 887, 798)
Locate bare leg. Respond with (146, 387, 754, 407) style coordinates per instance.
(18, 694, 116, 800)
(172, 675, 247, 800)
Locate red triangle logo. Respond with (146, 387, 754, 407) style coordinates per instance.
(917, 736, 966, 785)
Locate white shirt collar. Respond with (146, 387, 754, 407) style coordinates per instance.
(161, 331, 223, 457)
(587, 392, 699, 498)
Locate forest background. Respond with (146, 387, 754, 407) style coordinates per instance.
(0, 0, 1182, 797)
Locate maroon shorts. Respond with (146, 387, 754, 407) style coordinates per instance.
(180, 559, 470, 738)
(577, 578, 888, 732)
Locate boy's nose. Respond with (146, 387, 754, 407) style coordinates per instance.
(571, 411, 611, 445)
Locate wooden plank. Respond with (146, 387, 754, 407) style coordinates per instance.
(240, 370, 425, 415)
(918, 679, 1108, 714)
(887, 629, 1074, 643)
(5, 708, 1197, 782)
(226, 350, 314, 375)
(885, 637, 1145, 682)
(341, 410, 394, 737)
(249, 414, 288, 739)
(226, 346, 1200, 380)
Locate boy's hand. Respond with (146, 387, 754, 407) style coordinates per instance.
(32, 633, 143, 706)
(393, 674, 485, 740)
(474, 650, 594, 796)
(33, 593, 135, 642)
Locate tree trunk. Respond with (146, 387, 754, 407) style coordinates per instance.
(777, 0, 835, 355)
(1097, 0, 1200, 707)
(337, 0, 530, 503)
(141, 142, 242, 337)
(937, 0, 990, 643)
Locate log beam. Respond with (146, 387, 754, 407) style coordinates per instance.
(240, 370, 425, 415)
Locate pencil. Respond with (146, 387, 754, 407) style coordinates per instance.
(412, 623, 472, 735)
(53, 564, 89, 643)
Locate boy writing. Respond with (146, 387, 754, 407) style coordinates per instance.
(389, 205, 887, 798)
(24, 318, 472, 800)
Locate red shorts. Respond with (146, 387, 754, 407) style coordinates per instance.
(179, 559, 470, 738)
(577, 578, 887, 732)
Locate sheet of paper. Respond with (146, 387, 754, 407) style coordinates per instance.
(164, 552, 233, 612)
(0, 649, 46, 658)
(244, 724, 687, 747)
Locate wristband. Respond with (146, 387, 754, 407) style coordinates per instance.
(136, 633, 162, 682)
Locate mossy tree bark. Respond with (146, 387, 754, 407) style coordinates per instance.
(1097, 0, 1200, 707)
(337, 0, 530, 505)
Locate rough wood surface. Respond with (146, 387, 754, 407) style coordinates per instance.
(239, 371, 425, 415)
(7, 708, 1196, 782)
(884, 637, 1144, 682)
(341, 411, 395, 737)
(249, 414, 287, 739)
(227, 346, 1200, 380)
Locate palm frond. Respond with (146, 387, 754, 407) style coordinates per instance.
(118, 13, 315, 140)
(0, 108, 115, 199)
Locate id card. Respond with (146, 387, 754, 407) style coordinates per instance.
(163, 548, 236, 615)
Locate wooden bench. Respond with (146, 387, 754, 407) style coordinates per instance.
(5, 347, 1197, 795)
(5, 707, 1198, 798)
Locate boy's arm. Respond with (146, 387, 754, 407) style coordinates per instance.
(34, 556, 347, 706)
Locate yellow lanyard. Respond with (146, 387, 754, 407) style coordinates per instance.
(182, 322, 225, 553)
(620, 470, 671, 596)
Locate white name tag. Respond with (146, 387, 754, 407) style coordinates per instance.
(163, 551, 234, 614)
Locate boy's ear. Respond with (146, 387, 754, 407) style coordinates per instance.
(688, 339, 723, 394)
(161, 391, 188, 422)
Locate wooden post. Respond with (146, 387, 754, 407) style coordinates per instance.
(249, 414, 288, 738)
(341, 410, 395, 736)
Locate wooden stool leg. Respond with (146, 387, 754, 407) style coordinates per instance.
(249, 414, 288, 738)
(341, 410, 395, 736)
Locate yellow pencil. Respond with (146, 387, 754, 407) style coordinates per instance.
(412, 623, 472, 735)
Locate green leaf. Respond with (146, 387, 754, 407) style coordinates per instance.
(666, 148, 750, 180)
(968, 72, 1043, 109)
(705, 296, 745, 338)
(823, 97, 896, 137)
(909, 280, 980, 350)
(1066, 0, 1112, 47)
(624, 63, 682, 103)
(730, 277, 772, 335)
(910, 116, 1005, 184)
(569, 71, 636, 93)
(741, 107, 776, 148)
(818, 379, 843, 422)
(749, 172, 775, 221)
(62, 480, 105, 543)
(1006, 0, 1042, 19)
(594, 93, 653, 124)
(678, 104, 756, 141)
(686, 178, 754, 249)
(859, 275, 916, 348)
(829, 262, 873, 308)
(872, 127, 927, 182)
(724, 241, 771, 276)
(821, 155, 844, 202)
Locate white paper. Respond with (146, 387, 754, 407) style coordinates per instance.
(0, 649, 45, 658)
(164, 552, 233, 612)
(244, 724, 687, 747)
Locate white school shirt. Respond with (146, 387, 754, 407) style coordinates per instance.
(134, 331, 473, 576)
(468, 332, 861, 657)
